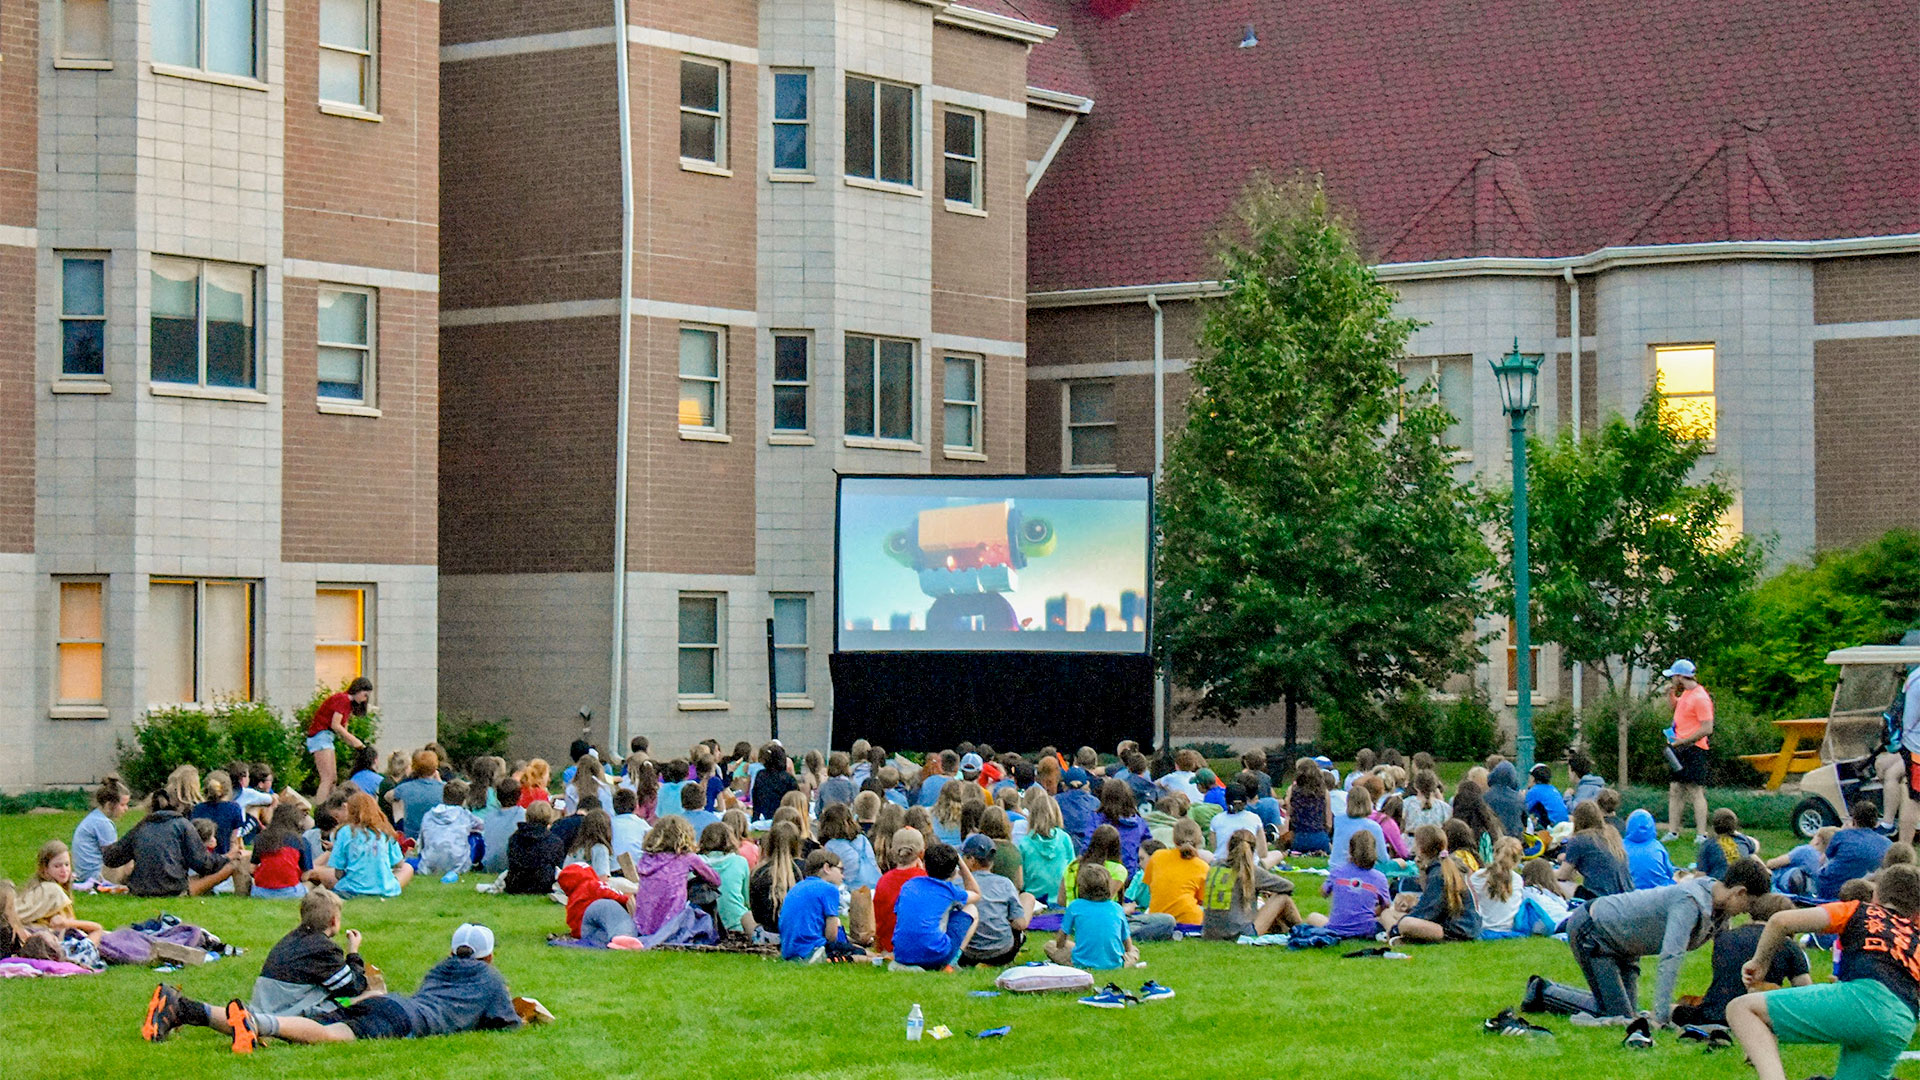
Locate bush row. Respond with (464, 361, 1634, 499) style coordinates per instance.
(117, 687, 378, 796)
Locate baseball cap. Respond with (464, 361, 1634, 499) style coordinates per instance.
(1195, 768, 1217, 789)
(960, 752, 983, 776)
(1662, 659, 1697, 678)
(451, 923, 494, 960)
(960, 833, 996, 860)
(1063, 767, 1091, 787)
(1311, 756, 1333, 770)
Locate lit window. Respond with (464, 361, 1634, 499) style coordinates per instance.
(60, 0, 111, 61)
(677, 594, 723, 698)
(152, 0, 258, 78)
(942, 109, 982, 208)
(56, 580, 106, 706)
(1655, 344, 1716, 442)
(317, 285, 374, 403)
(148, 578, 255, 705)
(60, 256, 107, 378)
(771, 333, 809, 433)
(315, 586, 368, 691)
(942, 353, 980, 452)
(772, 594, 808, 698)
(1398, 354, 1474, 452)
(845, 334, 915, 442)
(680, 58, 727, 166)
(318, 0, 376, 109)
(678, 326, 724, 431)
(150, 257, 259, 390)
(845, 75, 914, 186)
(771, 70, 810, 172)
(1064, 380, 1116, 471)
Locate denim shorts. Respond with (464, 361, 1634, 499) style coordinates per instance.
(305, 731, 336, 754)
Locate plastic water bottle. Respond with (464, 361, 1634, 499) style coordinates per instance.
(906, 1003, 924, 1042)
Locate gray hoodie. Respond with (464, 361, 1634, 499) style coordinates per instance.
(1582, 877, 1722, 1024)
(1483, 762, 1526, 837)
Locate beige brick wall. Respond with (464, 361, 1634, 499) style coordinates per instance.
(1814, 335, 1920, 549)
(1813, 255, 1920, 325)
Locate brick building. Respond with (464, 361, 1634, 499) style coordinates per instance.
(436, 0, 1049, 755)
(1017, 0, 1920, 730)
(0, 0, 439, 787)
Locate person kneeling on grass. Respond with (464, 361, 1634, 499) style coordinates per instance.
(1669, 892, 1811, 1029)
(1728, 862, 1920, 1080)
(1046, 862, 1137, 970)
(890, 843, 980, 971)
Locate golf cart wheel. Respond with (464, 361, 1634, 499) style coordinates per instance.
(1792, 798, 1840, 840)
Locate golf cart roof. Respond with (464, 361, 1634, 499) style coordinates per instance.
(1824, 646, 1920, 666)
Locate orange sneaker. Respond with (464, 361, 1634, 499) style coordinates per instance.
(142, 983, 182, 1042)
(225, 999, 258, 1054)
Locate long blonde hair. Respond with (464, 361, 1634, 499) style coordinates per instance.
(165, 764, 203, 811)
(760, 822, 803, 911)
(1225, 829, 1260, 900)
(1484, 836, 1523, 903)
(1414, 824, 1468, 917)
(1172, 817, 1204, 859)
(932, 779, 968, 828)
(1025, 793, 1063, 839)
(1572, 801, 1626, 862)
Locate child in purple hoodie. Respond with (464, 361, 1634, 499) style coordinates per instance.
(629, 817, 721, 947)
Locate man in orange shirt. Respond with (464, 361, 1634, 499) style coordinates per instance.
(1663, 659, 1714, 843)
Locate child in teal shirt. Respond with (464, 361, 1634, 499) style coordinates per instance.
(1045, 863, 1136, 970)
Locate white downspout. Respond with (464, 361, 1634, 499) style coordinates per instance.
(608, 0, 637, 756)
(1563, 266, 1581, 714)
(1146, 293, 1165, 749)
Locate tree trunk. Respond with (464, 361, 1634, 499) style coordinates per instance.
(1285, 695, 1299, 752)
(1617, 698, 1631, 788)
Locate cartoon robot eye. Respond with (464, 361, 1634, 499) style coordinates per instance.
(883, 529, 917, 567)
(1016, 516, 1056, 558)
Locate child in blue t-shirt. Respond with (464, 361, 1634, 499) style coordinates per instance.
(1045, 862, 1136, 970)
(890, 844, 980, 971)
(1766, 826, 1833, 894)
(778, 849, 847, 961)
(1523, 764, 1570, 828)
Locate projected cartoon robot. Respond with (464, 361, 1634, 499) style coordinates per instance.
(882, 500, 1056, 632)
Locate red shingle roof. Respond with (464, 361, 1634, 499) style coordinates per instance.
(1026, 0, 1920, 292)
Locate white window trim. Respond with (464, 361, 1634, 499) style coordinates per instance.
(770, 330, 811, 436)
(770, 593, 810, 703)
(769, 68, 811, 175)
(317, 0, 378, 111)
(57, 252, 109, 383)
(149, 256, 263, 392)
(315, 584, 373, 690)
(844, 333, 918, 445)
(55, 0, 113, 66)
(1398, 353, 1474, 462)
(680, 56, 728, 170)
(678, 324, 725, 435)
(845, 73, 917, 189)
(941, 352, 981, 453)
(676, 592, 726, 705)
(1652, 342, 1718, 453)
(153, 0, 264, 81)
(1062, 379, 1118, 473)
(317, 283, 376, 407)
(942, 107, 983, 211)
(147, 577, 259, 708)
(53, 577, 108, 716)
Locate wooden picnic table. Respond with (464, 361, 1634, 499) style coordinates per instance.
(1740, 717, 1829, 790)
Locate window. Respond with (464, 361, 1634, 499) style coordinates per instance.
(942, 109, 982, 207)
(942, 353, 980, 452)
(1655, 344, 1716, 442)
(316, 286, 373, 403)
(1064, 380, 1117, 471)
(55, 580, 106, 706)
(771, 69, 809, 172)
(60, 0, 112, 61)
(771, 332, 809, 433)
(678, 326, 724, 431)
(150, 257, 258, 389)
(680, 58, 727, 166)
(315, 586, 368, 691)
(152, 0, 258, 78)
(1506, 617, 1540, 696)
(1398, 354, 1474, 451)
(60, 256, 106, 378)
(677, 594, 723, 699)
(844, 334, 915, 442)
(845, 75, 914, 186)
(318, 0, 376, 109)
(147, 578, 255, 704)
(771, 594, 808, 698)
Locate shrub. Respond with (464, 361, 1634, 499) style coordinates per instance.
(0, 790, 91, 815)
(222, 700, 310, 793)
(1437, 690, 1500, 761)
(1530, 701, 1578, 764)
(1176, 741, 1233, 760)
(438, 712, 512, 770)
(1614, 785, 1797, 832)
(118, 699, 307, 797)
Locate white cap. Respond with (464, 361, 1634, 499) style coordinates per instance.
(450, 923, 494, 959)
(1662, 659, 1697, 679)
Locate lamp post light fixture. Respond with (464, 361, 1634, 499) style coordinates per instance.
(1490, 339, 1542, 773)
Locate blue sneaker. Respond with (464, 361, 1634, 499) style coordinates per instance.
(1139, 980, 1175, 1001)
(440, 869, 461, 884)
(1078, 988, 1133, 1009)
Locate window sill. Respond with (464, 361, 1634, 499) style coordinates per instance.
(51, 380, 112, 395)
(679, 428, 733, 443)
(775, 697, 814, 710)
(768, 432, 815, 446)
(942, 448, 987, 461)
(680, 159, 733, 178)
(943, 201, 988, 218)
(844, 175, 923, 198)
(1448, 450, 1474, 464)
(319, 102, 383, 122)
(768, 172, 816, 184)
(151, 62, 270, 93)
(1503, 693, 1551, 707)
(150, 383, 270, 404)
(54, 57, 113, 70)
(677, 699, 731, 711)
(50, 705, 109, 720)
(844, 436, 923, 452)
(318, 401, 381, 418)
(1064, 464, 1119, 474)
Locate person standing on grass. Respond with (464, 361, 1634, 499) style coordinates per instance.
(307, 677, 372, 802)
(1661, 659, 1714, 843)
(1728, 863, 1920, 1080)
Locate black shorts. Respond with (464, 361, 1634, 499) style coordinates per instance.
(958, 930, 1026, 968)
(339, 995, 414, 1040)
(1672, 742, 1710, 786)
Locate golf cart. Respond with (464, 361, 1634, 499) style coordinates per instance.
(1787, 646, 1920, 839)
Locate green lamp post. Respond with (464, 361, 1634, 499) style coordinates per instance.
(1490, 340, 1542, 773)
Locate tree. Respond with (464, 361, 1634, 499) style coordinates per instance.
(1499, 394, 1763, 783)
(1155, 177, 1493, 744)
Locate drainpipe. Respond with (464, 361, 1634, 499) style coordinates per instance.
(1563, 266, 1581, 714)
(607, 0, 637, 756)
(1145, 293, 1167, 751)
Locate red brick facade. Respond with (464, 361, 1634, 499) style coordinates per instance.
(0, 0, 36, 555)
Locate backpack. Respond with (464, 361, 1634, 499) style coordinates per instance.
(1884, 676, 1911, 754)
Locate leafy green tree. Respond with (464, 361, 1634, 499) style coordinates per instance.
(1155, 178, 1493, 744)
(1498, 395, 1763, 783)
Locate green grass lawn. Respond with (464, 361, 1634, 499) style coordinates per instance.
(0, 813, 1883, 1080)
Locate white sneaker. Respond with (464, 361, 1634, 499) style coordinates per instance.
(1569, 1012, 1631, 1027)
(1659, 831, 1679, 842)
